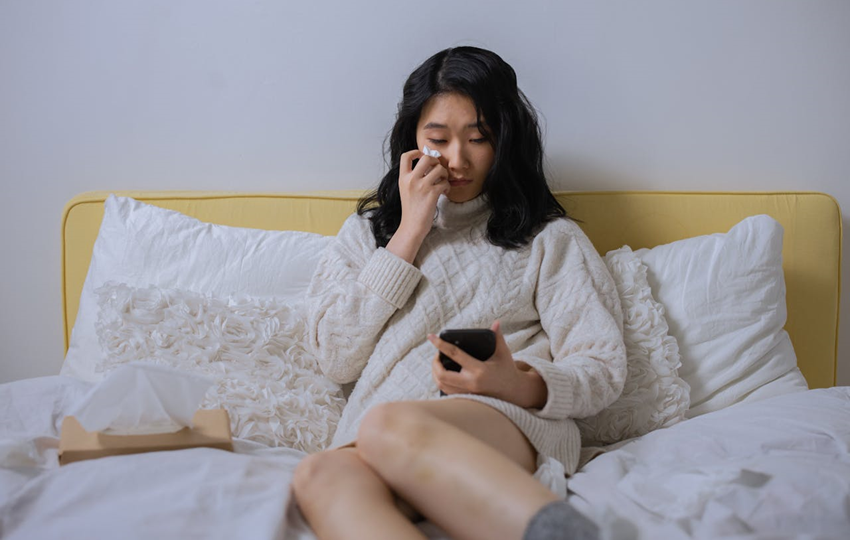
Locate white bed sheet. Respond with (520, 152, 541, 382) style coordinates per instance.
(2, 377, 848, 539)
(0, 376, 454, 540)
(0, 376, 301, 539)
(567, 387, 850, 539)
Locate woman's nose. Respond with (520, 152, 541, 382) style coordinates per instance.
(443, 143, 468, 171)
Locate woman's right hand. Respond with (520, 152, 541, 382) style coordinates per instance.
(398, 149, 449, 236)
(386, 149, 449, 263)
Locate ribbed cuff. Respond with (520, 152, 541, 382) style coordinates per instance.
(358, 248, 422, 309)
(520, 358, 574, 420)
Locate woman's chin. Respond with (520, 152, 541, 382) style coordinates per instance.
(445, 188, 482, 204)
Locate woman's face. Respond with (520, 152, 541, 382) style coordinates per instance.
(416, 93, 495, 203)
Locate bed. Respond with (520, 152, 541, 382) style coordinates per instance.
(0, 190, 846, 539)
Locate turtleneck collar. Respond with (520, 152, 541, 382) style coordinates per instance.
(432, 194, 490, 230)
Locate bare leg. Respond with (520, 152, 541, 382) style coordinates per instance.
(356, 399, 560, 540)
(291, 447, 426, 540)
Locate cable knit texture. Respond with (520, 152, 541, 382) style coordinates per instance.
(306, 195, 627, 475)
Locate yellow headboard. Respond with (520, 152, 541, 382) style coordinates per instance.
(62, 191, 842, 388)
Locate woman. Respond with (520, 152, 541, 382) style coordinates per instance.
(292, 46, 626, 540)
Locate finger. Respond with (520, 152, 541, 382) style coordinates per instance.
(427, 333, 479, 372)
(412, 155, 441, 178)
(431, 351, 441, 379)
(440, 372, 472, 391)
(422, 164, 449, 187)
(431, 352, 469, 382)
(431, 353, 454, 392)
(431, 351, 449, 383)
(438, 379, 471, 395)
(431, 354, 471, 393)
(491, 320, 511, 355)
(400, 149, 423, 174)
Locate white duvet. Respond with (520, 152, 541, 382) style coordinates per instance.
(1, 376, 848, 539)
(568, 387, 850, 539)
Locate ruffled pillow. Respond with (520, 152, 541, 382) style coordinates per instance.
(94, 282, 345, 454)
(576, 246, 690, 446)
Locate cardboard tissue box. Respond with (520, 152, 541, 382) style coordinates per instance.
(59, 363, 233, 465)
(59, 408, 233, 465)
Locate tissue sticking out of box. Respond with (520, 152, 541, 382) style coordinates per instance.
(67, 362, 213, 435)
(422, 145, 441, 158)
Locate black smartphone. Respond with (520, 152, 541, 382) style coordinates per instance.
(438, 329, 496, 372)
(438, 329, 496, 396)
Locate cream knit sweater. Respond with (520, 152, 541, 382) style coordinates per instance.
(306, 195, 626, 474)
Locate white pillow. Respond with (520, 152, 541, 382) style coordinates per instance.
(634, 215, 807, 417)
(577, 247, 690, 446)
(62, 195, 333, 382)
(95, 283, 345, 453)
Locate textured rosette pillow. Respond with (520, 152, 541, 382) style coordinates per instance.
(95, 283, 345, 454)
(576, 247, 690, 446)
(63, 195, 343, 453)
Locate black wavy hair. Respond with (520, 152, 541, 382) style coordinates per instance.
(357, 46, 567, 249)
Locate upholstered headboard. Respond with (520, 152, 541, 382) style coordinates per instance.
(62, 191, 842, 388)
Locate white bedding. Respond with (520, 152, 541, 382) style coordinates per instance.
(568, 387, 850, 539)
(1, 376, 848, 539)
(0, 376, 307, 540)
(0, 376, 450, 540)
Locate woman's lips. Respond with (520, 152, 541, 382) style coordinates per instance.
(448, 178, 472, 187)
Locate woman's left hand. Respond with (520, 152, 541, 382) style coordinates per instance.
(429, 321, 547, 408)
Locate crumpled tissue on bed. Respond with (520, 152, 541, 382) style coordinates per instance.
(67, 362, 212, 435)
(534, 455, 568, 498)
(617, 465, 771, 521)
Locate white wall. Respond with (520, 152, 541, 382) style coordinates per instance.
(1, 0, 849, 385)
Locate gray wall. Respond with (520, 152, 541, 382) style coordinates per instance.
(2, 0, 849, 385)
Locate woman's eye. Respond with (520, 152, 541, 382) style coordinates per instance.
(427, 139, 447, 145)
(470, 138, 487, 144)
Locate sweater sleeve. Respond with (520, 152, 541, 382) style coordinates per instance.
(516, 221, 627, 420)
(305, 214, 422, 384)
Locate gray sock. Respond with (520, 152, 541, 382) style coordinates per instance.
(522, 500, 600, 540)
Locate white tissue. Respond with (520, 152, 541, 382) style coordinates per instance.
(422, 145, 441, 158)
(534, 455, 568, 498)
(67, 362, 213, 435)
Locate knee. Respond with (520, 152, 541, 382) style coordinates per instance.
(356, 402, 438, 470)
(291, 451, 346, 506)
